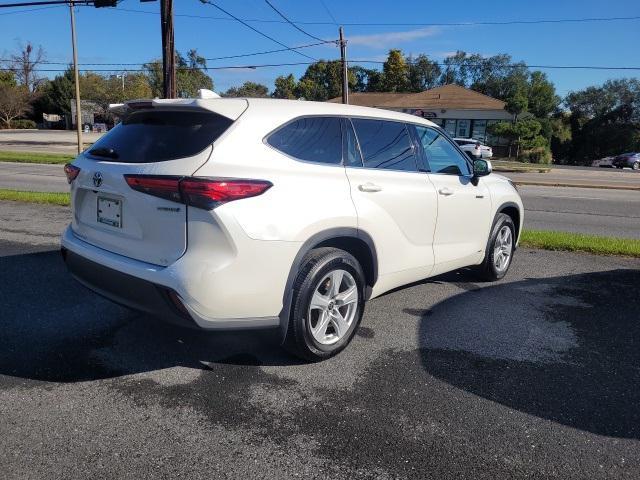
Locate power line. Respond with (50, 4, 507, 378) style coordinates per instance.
(0, 4, 63, 15)
(105, 8, 640, 27)
(204, 40, 334, 61)
(319, 0, 338, 26)
(0, 1, 92, 7)
(198, 0, 317, 61)
(2, 61, 640, 73)
(264, 0, 329, 43)
(350, 60, 640, 71)
(0, 40, 334, 65)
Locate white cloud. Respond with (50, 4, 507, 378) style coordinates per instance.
(347, 27, 440, 49)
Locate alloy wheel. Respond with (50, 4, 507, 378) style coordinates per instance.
(307, 269, 359, 345)
(493, 225, 513, 273)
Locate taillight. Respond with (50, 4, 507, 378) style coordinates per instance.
(123, 175, 272, 210)
(124, 175, 182, 202)
(179, 178, 272, 210)
(64, 163, 81, 183)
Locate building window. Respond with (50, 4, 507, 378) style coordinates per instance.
(471, 120, 487, 141)
(444, 119, 456, 136)
(456, 119, 470, 138)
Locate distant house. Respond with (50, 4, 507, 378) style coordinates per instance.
(329, 85, 518, 149)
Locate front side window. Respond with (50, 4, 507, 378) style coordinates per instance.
(415, 126, 471, 176)
(267, 116, 342, 165)
(351, 119, 417, 172)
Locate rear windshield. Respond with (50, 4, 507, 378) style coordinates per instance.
(86, 110, 233, 163)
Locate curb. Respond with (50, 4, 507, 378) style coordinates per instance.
(514, 181, 640, 191)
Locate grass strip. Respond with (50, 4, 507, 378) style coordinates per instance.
(492, 159, 551, 173)
(520, 229, 640, 258)
(0, 189, 70, 206)
(0, 151, 75, 165)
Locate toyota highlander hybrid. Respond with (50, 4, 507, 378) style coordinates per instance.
(61, 93, 524, 361)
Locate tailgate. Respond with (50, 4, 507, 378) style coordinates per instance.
(69, 104, 246, 266)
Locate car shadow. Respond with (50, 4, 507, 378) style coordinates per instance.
(0, 249, 300, 384)
(415, 267, 640, 439)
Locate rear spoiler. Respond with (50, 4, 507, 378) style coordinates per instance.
(108, 95, 247, 121)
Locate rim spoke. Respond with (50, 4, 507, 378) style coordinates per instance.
(330, 270, 344, 297)
(330, 310, 349, 338)
(312, 310, 331, 338)
(336, 285, 357, 306)
(310, 290, 330, 311)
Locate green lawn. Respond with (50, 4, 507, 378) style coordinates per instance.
(520, 229, 640, 258)
(0, 151, 75, 165)
(0, 189, 70, 206)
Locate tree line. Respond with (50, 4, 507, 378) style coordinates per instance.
(0, 43, 638, 165)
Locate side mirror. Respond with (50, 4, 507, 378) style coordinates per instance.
(473, 159, 492, 177)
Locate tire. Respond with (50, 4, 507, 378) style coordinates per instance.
(284, 247, 366, 361)
(475, 213, 516, 282)
(633, 162, 639, 171)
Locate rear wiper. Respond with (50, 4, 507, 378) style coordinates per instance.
(88, 147, 119, 159)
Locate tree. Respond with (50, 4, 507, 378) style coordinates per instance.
(0, 71, 16, 87)
(297, 60, 347, 101)
(563, 78, 640, 163)
(488, 118, 547, 159)
(527, 71, 560, 118)
(223, 81, 269, 98)
(0, 84, 32, 127)
(382, 49, 409, 92)
(143, 49, 214, 98)
(7, 42, 45, 92)
(407, 54, 441, 92)
(32, 68, 74, 116)
(272, 74, 297, 99)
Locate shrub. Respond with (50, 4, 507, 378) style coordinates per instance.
(9, 119, 36, 129)
(520, 146, 552, 164)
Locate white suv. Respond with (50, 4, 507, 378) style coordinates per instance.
(61, 96, 523, 361)
(454, 138, 493, 159)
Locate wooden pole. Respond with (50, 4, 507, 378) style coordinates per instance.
(339, 27, 348, 104)
(160, 0, 176, 98)
(69, 1, 82, 153)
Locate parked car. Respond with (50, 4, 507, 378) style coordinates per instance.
(61, 94, 523, 361)
(612, 152, 640, 170)
(453, 138, 493, 159)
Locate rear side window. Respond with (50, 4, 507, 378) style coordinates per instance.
(351, 119, 417, 172)
(87, 110, 233, 163)
(267, 116, 342, 165)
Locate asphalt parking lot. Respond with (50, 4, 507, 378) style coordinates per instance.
(1, 201, 639, 479)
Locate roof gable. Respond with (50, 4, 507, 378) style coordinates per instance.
(377, 84, 506, 110)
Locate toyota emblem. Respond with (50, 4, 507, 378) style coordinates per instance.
(93, 171, 103, 188)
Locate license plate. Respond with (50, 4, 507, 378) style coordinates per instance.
(97, 196, 122, 228)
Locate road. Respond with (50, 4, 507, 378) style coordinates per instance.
(1, 200, 639, 479)
(519, 185, 640, 239)
(0, 161, 638, 238)
(0, 129, 104, 153)
(506, 166, 640, 190)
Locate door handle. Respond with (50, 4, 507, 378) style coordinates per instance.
(438, 187, 454, 196)
(358, 183, 382, 193)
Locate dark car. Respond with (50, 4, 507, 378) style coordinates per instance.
(612, 152, 640, 170)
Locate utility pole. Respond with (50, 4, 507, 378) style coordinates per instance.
(160, 0, 176, 98)
(69, 1, 83, 153)
(339, 26, 348, 105)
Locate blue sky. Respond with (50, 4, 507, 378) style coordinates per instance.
(1, 0, 638, 97)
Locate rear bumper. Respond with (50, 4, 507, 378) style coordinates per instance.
(61, 225, 282, 331)
(62, 247, 197, 328)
